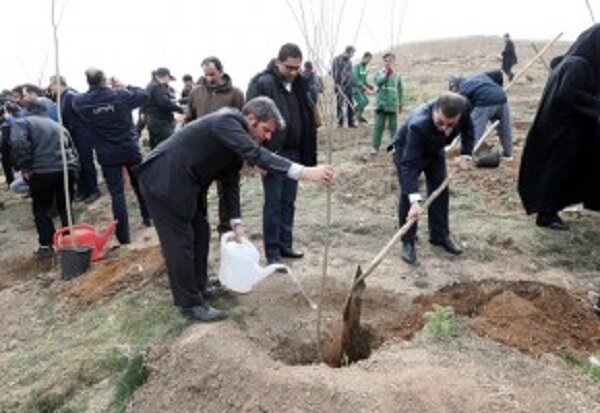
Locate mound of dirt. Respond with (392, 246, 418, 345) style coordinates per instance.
(130, 278, 600, 413)
(400, 280, 600, 356)
(57, 246, 164, 306)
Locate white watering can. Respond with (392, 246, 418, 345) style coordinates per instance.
(218, 232, 288, 294)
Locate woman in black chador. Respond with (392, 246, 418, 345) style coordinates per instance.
(518, 24, 600, 230)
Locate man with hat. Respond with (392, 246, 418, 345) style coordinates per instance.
(145, 67, 183, 149)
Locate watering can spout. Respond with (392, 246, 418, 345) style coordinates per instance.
(260, 263, 289, 278)
(97, 220, 118, 250)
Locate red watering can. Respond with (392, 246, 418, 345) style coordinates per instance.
(53, 220, 118, 261)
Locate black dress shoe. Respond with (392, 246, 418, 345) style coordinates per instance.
(430, 235, 463, 255)
(181, 305, 228, 322)
(281, 247, 304, 259)
(401, 242, 417, 264)
(536, 213, 569, 231)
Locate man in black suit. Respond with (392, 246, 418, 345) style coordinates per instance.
(392, 92, 474, 264)
(137, 97, 332, 322)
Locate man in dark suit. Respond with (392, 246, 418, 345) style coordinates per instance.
(137, 97, 332, 322)
(392, 92, 474, 264)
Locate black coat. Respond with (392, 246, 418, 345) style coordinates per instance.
(144, 81, 183, 121)
(247, 60, 317, 166)
(502, 39, 517, 68)
(518, 24, 600, 213)
(136, 108, 293, 220)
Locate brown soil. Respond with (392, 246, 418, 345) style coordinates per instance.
(57, 245, 164, 306)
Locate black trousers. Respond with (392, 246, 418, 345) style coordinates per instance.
(143, 191, 209, 308)
(394, 150, 449, 244)
(29, 171, 74, 246)
(1, 124, 14, 187)
(335, 86, 354, 127)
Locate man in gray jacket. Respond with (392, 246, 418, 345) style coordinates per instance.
(9, 101, 79, 257)
(137, 97, 332, 322)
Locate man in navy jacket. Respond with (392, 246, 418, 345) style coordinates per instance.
(450, 70, 513, 159)
(137, 97, 332, 322)
(73, 68, 151, 244)
(392, 92, 474, 264)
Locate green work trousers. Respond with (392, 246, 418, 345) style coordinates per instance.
(354, 92, 369, 119)
(371, 111, 397, 150)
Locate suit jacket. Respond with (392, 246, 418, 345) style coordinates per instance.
(393, 101, 474, 194)
(137, 108, 293, 220)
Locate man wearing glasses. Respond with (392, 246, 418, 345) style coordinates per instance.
(391, 92, 474, 264)
(247, 43, 318, 266)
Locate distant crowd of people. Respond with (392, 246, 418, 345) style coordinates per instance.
(2, 25, 599, 321)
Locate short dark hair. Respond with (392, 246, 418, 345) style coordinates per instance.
(11, 85, 24, 98)
(363, 51, 372, 59)
(435, 92, 467, 118)
(85, 68, 105, 87)
(277, 43, 303, 62)
(345, 45, 356, 54)
(304, 61, 314, 71)
(201, 56, 223, 72)
(22, 83, 43, 96)
(242, 96, 286, 130)
(383, 52, 395, 60)
(182, 74, 193, 82)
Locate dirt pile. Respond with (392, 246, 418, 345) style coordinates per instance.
(58, 246, 164, 306)
(397, 280, 600, 356)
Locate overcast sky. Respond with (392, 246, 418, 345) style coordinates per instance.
(3, 0, 595, 93)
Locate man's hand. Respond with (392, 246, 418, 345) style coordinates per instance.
(397, 104, 403, 114)
(300, 165, 333, 183)
(232, 224, 245, 243)
(407, 201, 421, 221)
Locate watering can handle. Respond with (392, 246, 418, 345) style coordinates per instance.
(221, 231, 254, 248)
(53, 223, 96, 247)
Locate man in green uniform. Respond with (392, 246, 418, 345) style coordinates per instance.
(371, 52, 403, 155)
(352, 52, 373, 124)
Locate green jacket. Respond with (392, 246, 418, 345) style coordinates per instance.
(374, 70, 403, 113)
(351, 62, 369, 92)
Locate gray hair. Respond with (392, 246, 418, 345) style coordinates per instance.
(242, 97, 286, 130)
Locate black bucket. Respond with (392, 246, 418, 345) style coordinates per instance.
(474, 147, 501, 168)
(59, 245, 92, 280)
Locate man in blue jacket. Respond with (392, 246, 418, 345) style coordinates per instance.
(449, 70, 513, 160)
(247, 43, 318, 266)
(73, 68, 151, 244)
(392, 92, 474, 264)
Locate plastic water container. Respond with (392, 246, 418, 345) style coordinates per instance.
(218, 232, 288, 293)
